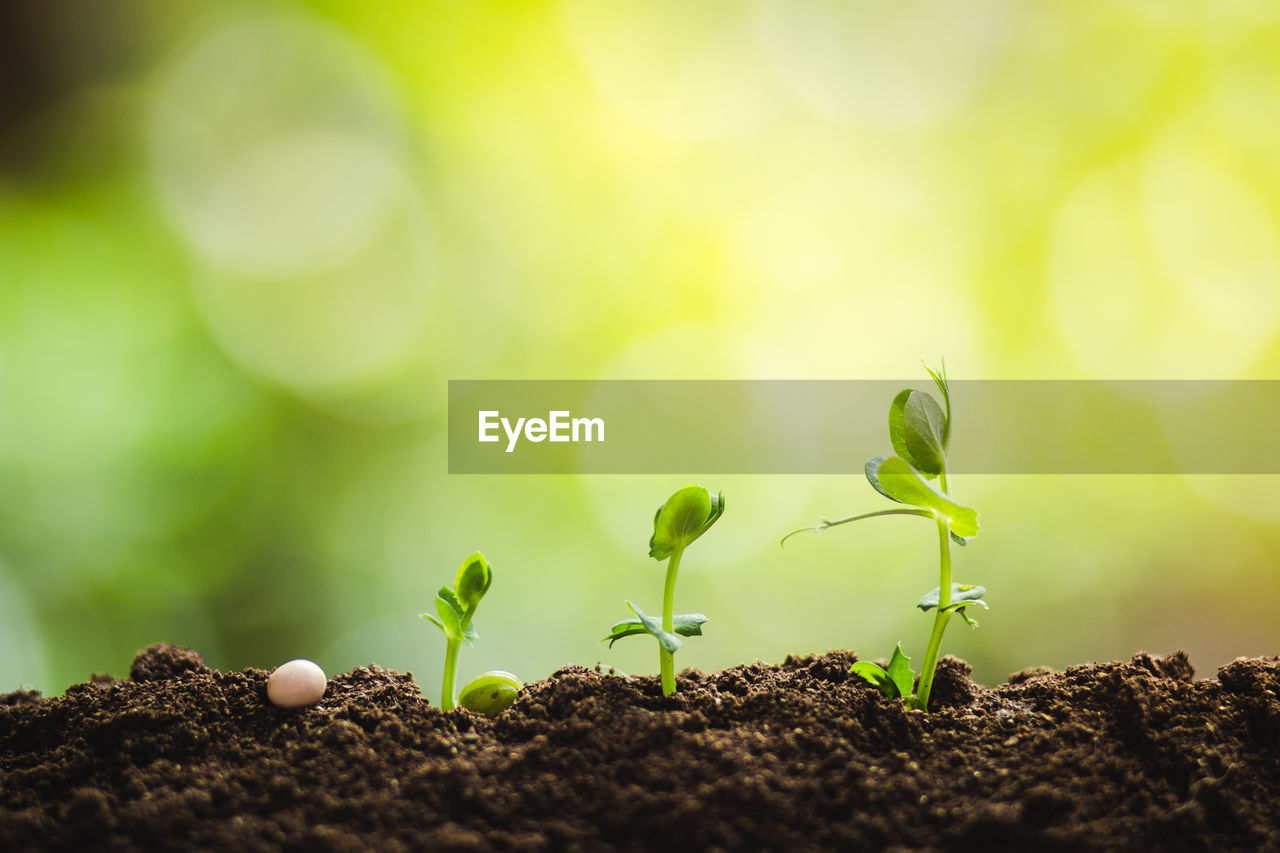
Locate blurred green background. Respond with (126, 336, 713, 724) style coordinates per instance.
(3, 0, 1280, 697)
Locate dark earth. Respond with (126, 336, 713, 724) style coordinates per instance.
(2, 644, 1278, 852)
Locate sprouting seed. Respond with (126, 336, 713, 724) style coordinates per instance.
(458, 670, 523, 716)
(422, 552, 521, 713)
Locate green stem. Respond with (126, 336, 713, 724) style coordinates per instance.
(781, 508, 933, 546)
(913, 512, 953, 712)
(442, 635, 461, 711)
(660, 546, 684, 696)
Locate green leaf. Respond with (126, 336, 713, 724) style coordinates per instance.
(889, 389, 947, 478)
(454, 552, 492, 612)
(916, 583, 988, 613)
(670, 612, 709, 638)
(888, 389, 913, 462)
(851, 661, 899, 698)
(437, 586, 464, 617)
(649, 485, 725, 560)
(624, 601, 684, 654)
(462, 621, 479, 647)
(603, 613, 708, 648)
(864, 455, 979, 539)
(603, 622, 646, 646)
(434, 591, 463, 638)
(886, 643, 914, 699)
(457, 670, 522, 717)
(421, 612, 448, 635)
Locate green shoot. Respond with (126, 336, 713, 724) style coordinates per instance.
(603, 484, 724, 696)
(422, 551, 520, 713)
(785, 360, 987, 712)
(850, 643, 914, 699)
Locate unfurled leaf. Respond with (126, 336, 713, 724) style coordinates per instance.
(603, 613, 708, 648)
(889, 390, 947, 478)
(421, 612, 447, 635)
(886, 643, 914, 699)
(649, 485, 725, 560)
(864, 455, 979, 539)
(851, 661, 898, 698)
(916, 583, 988, 613)
(454, 552, 492, 612)
(624, 600, 684, 654)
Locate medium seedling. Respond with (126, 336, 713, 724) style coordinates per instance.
(422, 551, 521, 715)
(603, 484, 724, 696)
(784, 361, 986, 712)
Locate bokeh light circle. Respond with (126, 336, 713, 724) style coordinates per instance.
(150, 16, 408, 278)
(191, 195, 434, 396)
(563, 0, 789, 140)
(754, 0, 1012, 127)
(1050, 138, 1280, 378)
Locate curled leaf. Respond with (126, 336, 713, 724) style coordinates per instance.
(649, 485, 725, 560)
(454, 552, 492, 612)
(434, 589, 464, 638)
(889, 389, 947, 478)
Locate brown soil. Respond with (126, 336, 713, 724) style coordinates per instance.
(2, 644, 1278, 852)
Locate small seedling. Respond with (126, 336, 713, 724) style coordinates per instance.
(422, 551, 521, 714)
(603, 485, 724, 696)
(784, 361, 986, 712)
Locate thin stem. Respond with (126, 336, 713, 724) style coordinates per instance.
(913, 512, 953, 712)
(660, 546, 684, 696)
(442, 636, 461, 711)
(781, 508, 933, 546)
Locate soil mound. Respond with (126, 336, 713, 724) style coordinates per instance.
(2, 644, 1278, 851)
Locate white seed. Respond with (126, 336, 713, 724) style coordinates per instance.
(267, 658, 327, 708)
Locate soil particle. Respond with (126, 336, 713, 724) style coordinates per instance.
(2, 646, 1279, 852)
